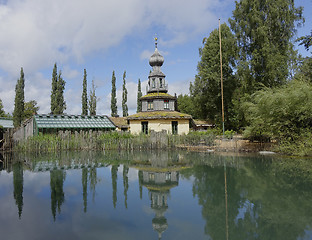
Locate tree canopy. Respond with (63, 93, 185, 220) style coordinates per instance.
(111, 71, 118, 117)
(13, 67, 25, 127)
(82, 69, 88, 115)
(122, 71, 128, 117)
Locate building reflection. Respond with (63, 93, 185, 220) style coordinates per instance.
(136, 152, 182, 240)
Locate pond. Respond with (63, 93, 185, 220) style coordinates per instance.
(0, 150, 312, 240)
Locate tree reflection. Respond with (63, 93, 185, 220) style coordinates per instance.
(13, 161, 23, 219)
(82, 167, 88, 212)
(123, 165, 129, 208)
(50, 169, 66, 221)
(111, 165, 119, 208)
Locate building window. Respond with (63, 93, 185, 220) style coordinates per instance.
(164, 100, 169, 110)
(142, 121, 148, 134)
(147, 101, 153, 110)
(152, 78, 155, 88)
(160, 78, 163, 88)
(172, 121, 178, 134)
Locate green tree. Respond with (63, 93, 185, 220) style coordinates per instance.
(137, 78, 142, 113)
(190, 23, 237, 128)
(111, 165, 118, 208)
(50, 63, 58, 114)
(0, 98, 5, 117)
(23, 100, 39, 120)
(297, 31, 312, 51)
(51, 64, 66, 114)
(88, 80, 97, 115)
(295, 56, 312, 82)
(177, 94, 195, 116)
(13, 161, 23, 219)
(229, 0, 304, 93)
(82, 69, 88, 115)
(122, 71, 128, 117)
(111, 71, 118, 117)
(13, 67, 25, 128)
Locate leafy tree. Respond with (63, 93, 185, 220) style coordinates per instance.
(13, 67, 25, 128)
(88, 80, 97, 115)
(177, 94, 195, 116)
(229, 0, 304, 93)
(24, 100, 39, 120)
(297, 31, 312, 51)
(122, 71, 128, 117)
(137, 78, 142, 113)
(82, 69, 88, 115)
(111, 71, 118, 117)
(0, 98, 5, 117)
(243, 80, 312, 143)
(190, 23, 237, 128)
(294, 56, 312, 82)
(51, 64, 66, 114)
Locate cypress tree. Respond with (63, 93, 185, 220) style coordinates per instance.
(111, 71, 118, 117)
(89, 80, 97, 115)
(82, 69, 88, 115)
(137, 78, 142, 113)
(13, 67, 25, 128)
(0, 98, 5, 117)
(54, 71, 66, 114)
(122, 71, 128, 117)
(50, 63, 58, 114)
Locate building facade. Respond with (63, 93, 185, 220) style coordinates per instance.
(128, 38, 192, 135)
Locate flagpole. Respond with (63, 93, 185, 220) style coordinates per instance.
(219, 19, 225, 137)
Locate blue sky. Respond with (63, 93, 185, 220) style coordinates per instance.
(0, 0, 311, 116)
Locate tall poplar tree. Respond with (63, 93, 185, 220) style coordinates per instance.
(122, 71, 128, 117)
(111, 71, 117, 117)
(13, 67, 25, 128)
(50, 63, 58, 114)
(89, 80, 97, 115)
(82, 69, 88, 115)
(0, 98, 5, 117)
(229, 0, 304, 93)
(137, 78, 142, 113)
(50, 64, 66, 114)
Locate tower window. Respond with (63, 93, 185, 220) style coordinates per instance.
(164, 100, 169, 109)
(152, 78, 155, 88)
(160, 78, 163, 87)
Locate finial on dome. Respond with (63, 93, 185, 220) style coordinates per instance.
(154, 35, 158, 49)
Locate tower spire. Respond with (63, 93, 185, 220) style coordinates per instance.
(154, 35, 158, 49)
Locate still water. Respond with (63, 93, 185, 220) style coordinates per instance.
(0, 150, 312, 240)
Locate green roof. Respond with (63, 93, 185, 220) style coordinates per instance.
(34, 115, 116, 129)
(140, 92, 176, 99)
(127, 111, 192, 120)
(0, 118, 14, 128)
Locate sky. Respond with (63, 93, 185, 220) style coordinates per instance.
(0, 0, 311, 116)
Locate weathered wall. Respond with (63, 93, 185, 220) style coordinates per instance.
(13, 118, 34, 142)
(129, 119, 189, 135)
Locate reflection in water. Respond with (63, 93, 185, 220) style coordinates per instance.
(136, 151, 181, 239)
(50, 169, 66, 221)
(1, 151, 312, 239)
(13, 161, 23, 219)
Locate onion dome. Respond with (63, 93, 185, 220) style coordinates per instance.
(149, 37, 164, 67)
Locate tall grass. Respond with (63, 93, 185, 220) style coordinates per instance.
(15, 130, 216, 152)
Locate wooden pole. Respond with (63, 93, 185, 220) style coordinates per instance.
(219, 19, 225, 137)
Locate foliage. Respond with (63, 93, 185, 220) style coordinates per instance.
(190, 23, 238, 128)
(243, 80, 312, 149)
(24, 100, 39, 120)
(294, 56, 312, 82)
(296, 31, 312, 51)
(111, 71, 118, 117)
(177, 94, 195, 116)
(122, 71, 128, 117)
(50, 63, 66, 114)
(0, 98, 5, 117)
(82, 69, 88, 115)
(137, 78, 142, 113)
(88, 80, 97, 116)
(229, 0, 304, 93)
(13, 67, 25, 128)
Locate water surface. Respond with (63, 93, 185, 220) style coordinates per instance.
(0, 150, 312, 240)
